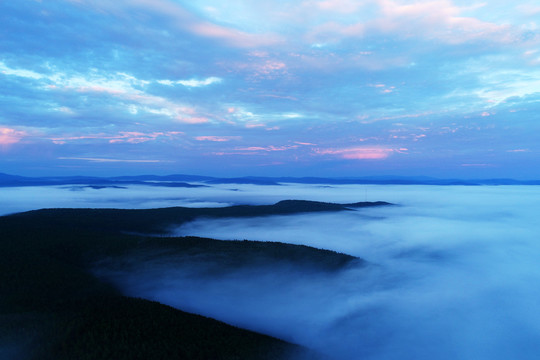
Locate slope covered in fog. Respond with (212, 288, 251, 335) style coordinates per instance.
(0, 201, 372, 359)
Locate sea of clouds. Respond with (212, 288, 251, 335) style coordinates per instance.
(3, 183, 540, 359)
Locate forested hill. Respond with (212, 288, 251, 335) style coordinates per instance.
(5, 199, 392, 234)
(0, 201, 383, 359)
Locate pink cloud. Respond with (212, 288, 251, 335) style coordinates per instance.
(104, 0, 282, 48)
(75, 86, 125, 95)
(237, 147, 267, 151)
(0, 127, 27, 148)
(308, 0, 515, 46)
(315, 147, 395, 159)
(245, 123, 266, 129)
(189, 22, 281, 48)
(377, 0, 513, 44)
(260, 61, 286, 73)
(235, 145, 299, 152)
(195, 136, 241, 142)
(243, 123, 280, 131)
(111, 131, 184, 144)
(177, 116, 209, 124)
(226, 54, 289, 81)
(111, 132, 153, 144)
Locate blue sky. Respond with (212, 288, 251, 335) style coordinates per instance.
(1, 0, 539, 178)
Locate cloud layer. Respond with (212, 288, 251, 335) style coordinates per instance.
(79, 183, 540, 360)
(1, 0, 539, 177)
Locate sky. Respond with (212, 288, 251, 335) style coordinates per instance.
(1, 0, 539, 179)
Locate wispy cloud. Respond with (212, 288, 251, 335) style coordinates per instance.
(0, 62, 44, 80)
(314, 146, 401, 159)
(51, 131, 184, 145)
(158, 77, 222, 87)
(194, 136, 241, 142)
(507, 149, 530, 153)
(235, 145, 299, 152)
(58, 157, 169, 163)
(73, 0, 283, 48)
(188, 21, 282, 48)
(303, 0, 525, 46)
(0, 61, 217, 124)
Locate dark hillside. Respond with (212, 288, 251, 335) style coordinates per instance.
(6, 199, 391, 234)
(0, 201, 375, 359)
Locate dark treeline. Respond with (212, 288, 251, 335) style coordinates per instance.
(6, 199, 391, 234)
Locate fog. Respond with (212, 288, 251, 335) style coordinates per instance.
(0, 182, 357, 215)
(91, 185, 540, 359)
(4, 183, 540, 359)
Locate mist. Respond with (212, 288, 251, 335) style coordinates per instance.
(0, 182, 353, 215)
(90, 185, 540, 359)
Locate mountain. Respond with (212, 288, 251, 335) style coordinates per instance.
(1, 172, 539, 187)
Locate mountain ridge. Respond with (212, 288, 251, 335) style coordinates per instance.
(1, 172, 539, 187)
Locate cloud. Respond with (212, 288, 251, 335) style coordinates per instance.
(0, 61, 44, 80)
(507, 149, 530, 153)
(474, 69, 540, 105)
(90, 184, 540, 359)
(3, 0, 540, 178)
(306, 0, 519, 45)
(315, 147, 396, 159)
(294, 141, 317, 146)
(73, 0, 282, 48)
(109, 131, 184, 144)
(58, 157, 168, 163)
(158, 77, 223, 88)
(211, 143, 306, 157)
(0, 127, 27, 148)
(0, 61, 214, 124)
(188, 21, 281, 48)
(236, 145, 299, 152)
(517, 4, 540, 16)
(312, 0, 365, 13)
(50, 131, 184, 145)
(225, 56, 289, 81)
(194, 136, 241, 142)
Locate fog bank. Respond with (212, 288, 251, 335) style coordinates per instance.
(94, 185, 540, 359)
(4, 184, 540, 358)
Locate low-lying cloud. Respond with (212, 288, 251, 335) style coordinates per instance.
(4, 183, 540, 358)
(90, 184, 540, 359)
